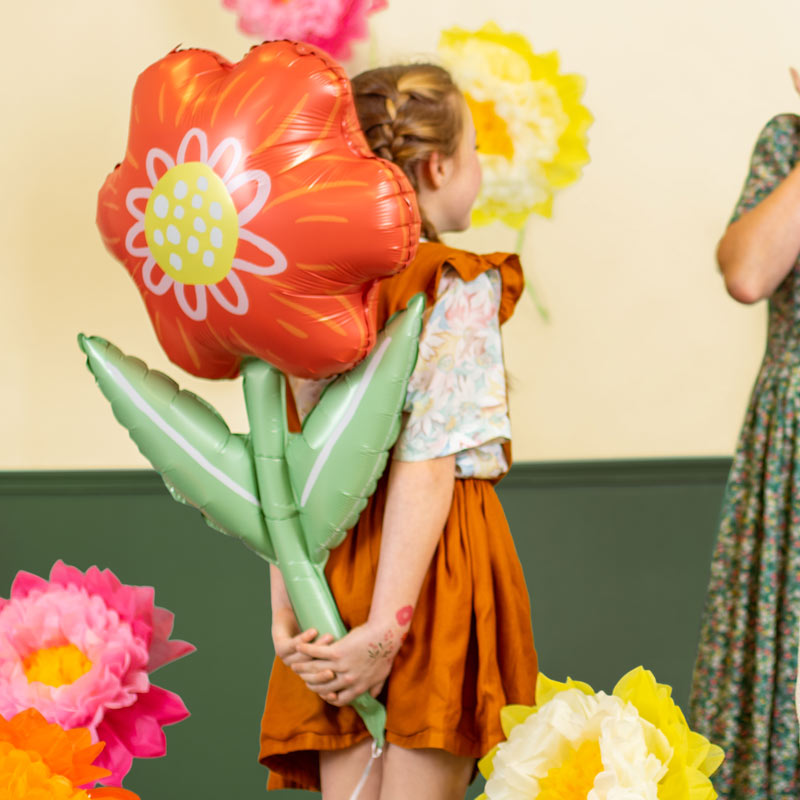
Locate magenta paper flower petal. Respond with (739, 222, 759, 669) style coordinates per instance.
(222, 0, 387, 60)
(147, 608, 195, 672)
(322, 0, 387, 59)
(44, 562, 193, 666)
(49, 563, 156, 644)
(92, 721, 134, 787)
(145, 685, 191, 727)
(7, 570, 50, 600)
(94, 686, 190, 783)
(105, 686, 188, 754)
(102, 709, 167, 760)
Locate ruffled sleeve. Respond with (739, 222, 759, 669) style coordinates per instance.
(393, 266, 510, 478)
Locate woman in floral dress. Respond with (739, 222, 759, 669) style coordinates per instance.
(690, 71, 800, 798)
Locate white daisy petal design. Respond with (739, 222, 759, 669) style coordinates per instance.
(142, 256, 174, 295)
(176, 128, 209, 167)
(174, 283, 208, 321)
(208, 136, 244, 184)
(208, 270, 249, 315)
(229, 170, 271, 227)
(146, 148, 176, 188)
(234, 228, 287, 277)
(124, 126, 284, 323)
(126, 187, 151, 221)
(125, 220, 150, 258)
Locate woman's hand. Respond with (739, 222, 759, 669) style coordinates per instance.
(294, 620, 403, 706)
(272, 606, 337, 686)
(791, 67, 800, 96)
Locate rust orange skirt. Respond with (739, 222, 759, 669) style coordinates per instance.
(259, 475, 538, 791)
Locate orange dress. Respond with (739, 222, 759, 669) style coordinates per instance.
(259, 243, 538, 791)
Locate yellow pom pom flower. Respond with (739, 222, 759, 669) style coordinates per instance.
(477, 667, 724, 800)
(438, 22, 593, 227)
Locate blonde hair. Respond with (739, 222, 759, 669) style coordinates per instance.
(351, 64, 463, 241)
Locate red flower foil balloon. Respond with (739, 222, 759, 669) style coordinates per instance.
(97, 42, 420, 380)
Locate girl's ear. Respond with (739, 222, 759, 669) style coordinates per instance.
(417, 151, 452, 190)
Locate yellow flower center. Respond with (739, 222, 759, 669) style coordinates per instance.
(537, 739, 604, 799)
(23, 644, 93, 688)
(464, 93, 515, 161)
(144, 162, 239, 286)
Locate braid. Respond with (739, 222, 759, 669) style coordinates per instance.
(351, 64, 463, 241)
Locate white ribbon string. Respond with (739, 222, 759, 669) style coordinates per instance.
(348, 740, 384, 800)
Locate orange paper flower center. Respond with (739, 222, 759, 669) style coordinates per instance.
(464, 93, 515, 160)
(24, 644, 93, 687)
(0, 741, 91, 800)
(144, 162, 239, 286)
(537, 739, 604, 799)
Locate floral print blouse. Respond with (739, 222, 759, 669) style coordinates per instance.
(289, 265, 511, 479)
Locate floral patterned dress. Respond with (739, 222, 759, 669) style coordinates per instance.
(690, 114, 800, 798)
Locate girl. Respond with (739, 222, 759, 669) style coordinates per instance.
(690, 68, 800, 798)
(259, 64, 538, 800)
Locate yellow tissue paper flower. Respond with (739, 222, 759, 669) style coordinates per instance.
(477, 667, 724, 800)
(438, 22, 592, 228)
(614, 667, 725, 800)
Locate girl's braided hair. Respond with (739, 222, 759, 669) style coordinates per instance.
(351, 64, 464, 242)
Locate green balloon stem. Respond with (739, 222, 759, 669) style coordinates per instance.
(241, 359, 386, 747)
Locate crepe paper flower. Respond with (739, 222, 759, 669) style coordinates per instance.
(438, 22, 593, 227)
(97, 41, 419, 380)
(222, 0, 387, 61)
(478, 667, 724, 800)
(0, 708, 140, 799)
(0, 562, 194, 786)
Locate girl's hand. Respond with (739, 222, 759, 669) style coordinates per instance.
(272, 607, 336, 686)
(294, 620, 403, 706)
(791, 67, 800, 96)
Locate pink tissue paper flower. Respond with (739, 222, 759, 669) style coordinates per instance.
(0, 561, 194, 786)
(223, 0, 387, 60)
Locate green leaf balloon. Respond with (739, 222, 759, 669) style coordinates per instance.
(79, 294, 426, 749)
(78, 334, 275, 561)
(286, 293, 425, 564)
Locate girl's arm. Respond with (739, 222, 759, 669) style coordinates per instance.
(717, 161, 800, 304)
(294, 453, 456, 706)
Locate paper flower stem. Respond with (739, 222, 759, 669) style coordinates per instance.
(515, 226, 550, 322)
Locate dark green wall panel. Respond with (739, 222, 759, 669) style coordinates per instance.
(0, 460, 729, 799)
(499, 461, 728, 708)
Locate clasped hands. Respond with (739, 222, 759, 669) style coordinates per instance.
(272, 608, 401, 707)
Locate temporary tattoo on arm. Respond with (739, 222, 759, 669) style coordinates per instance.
(368, 629, 399, 660)
(396, 605, 414, 626)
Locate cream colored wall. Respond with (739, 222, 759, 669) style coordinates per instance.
(1, 0, 795, 468)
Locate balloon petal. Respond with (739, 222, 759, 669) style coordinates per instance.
(97, 41, 419, 381)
